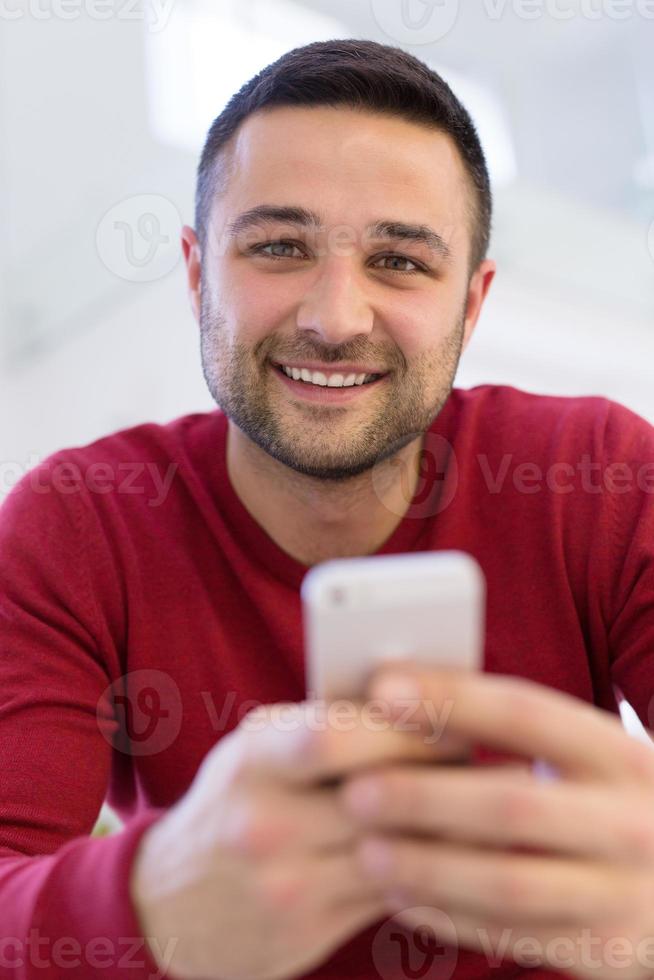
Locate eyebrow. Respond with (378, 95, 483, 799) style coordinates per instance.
(226, 205, 452, 261)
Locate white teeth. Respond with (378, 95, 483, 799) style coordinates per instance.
(279, 364, 378, 388)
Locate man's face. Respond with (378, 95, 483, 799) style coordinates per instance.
(196, 105, 485, 480)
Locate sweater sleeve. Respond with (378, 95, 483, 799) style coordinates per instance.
(0, 458, 173, 979)
(602, 402, 654, 730)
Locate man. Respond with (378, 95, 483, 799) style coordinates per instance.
(2, 37, 654, 980)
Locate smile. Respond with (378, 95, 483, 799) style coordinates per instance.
(270, 362, 389, 403)
(275, 362, 384, 388)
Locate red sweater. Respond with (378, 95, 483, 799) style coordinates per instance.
(2, 384, 654, 980)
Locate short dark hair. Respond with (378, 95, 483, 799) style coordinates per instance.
(195, 38, 492, 275)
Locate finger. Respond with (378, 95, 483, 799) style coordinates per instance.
(222, 782, 364, 856)
(366, 665, 654, 784)
(260, 848, 384, 911)
(339, 766, 654, 866)
(353, 836, 647, 926)
(238, 700, 471, 786)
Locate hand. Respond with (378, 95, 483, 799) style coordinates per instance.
(129, 696, 467, 980)
(338, 664, 654, 980)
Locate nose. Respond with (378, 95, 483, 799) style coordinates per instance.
(296, 258, 374, 345)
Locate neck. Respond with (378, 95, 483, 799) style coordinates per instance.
(226, 423, 425, 567)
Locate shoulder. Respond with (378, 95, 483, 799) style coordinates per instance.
(444, 384, 653, 458)
(1, 409, 226, 524)
(48, 409, 226, 469)
(447, 383, 611, 427)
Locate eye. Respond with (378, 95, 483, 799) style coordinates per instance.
(250, 240, 306, 260)
(372, 254, 424, 275)
(250, 239, 427, 276)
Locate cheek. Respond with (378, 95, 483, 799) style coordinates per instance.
(225, 271, 295, 343)
(383, 306, 444, 361)
(384, 284, 464, 358)
(393, 327, 433, 362)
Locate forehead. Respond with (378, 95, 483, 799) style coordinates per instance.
(215, 106, 470, 240)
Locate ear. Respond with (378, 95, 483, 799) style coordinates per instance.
(181, 225, 202, 324)
(461, 258, 496, 352)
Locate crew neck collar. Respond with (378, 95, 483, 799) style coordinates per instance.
(210, 401, 456, 590)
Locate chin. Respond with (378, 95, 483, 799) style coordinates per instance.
(266, 445, 377, 482)
(264, 429, 423, 483)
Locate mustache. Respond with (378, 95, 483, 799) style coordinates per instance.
(260, 339, 405, 372)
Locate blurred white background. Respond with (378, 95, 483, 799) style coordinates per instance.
(0, 0, 653, 500)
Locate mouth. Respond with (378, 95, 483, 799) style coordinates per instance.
(270, 360, 390, 403)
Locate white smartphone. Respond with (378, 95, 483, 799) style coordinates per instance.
(301, 550, 485, 702)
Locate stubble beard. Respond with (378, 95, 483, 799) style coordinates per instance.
(199, 298, 465, 482)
